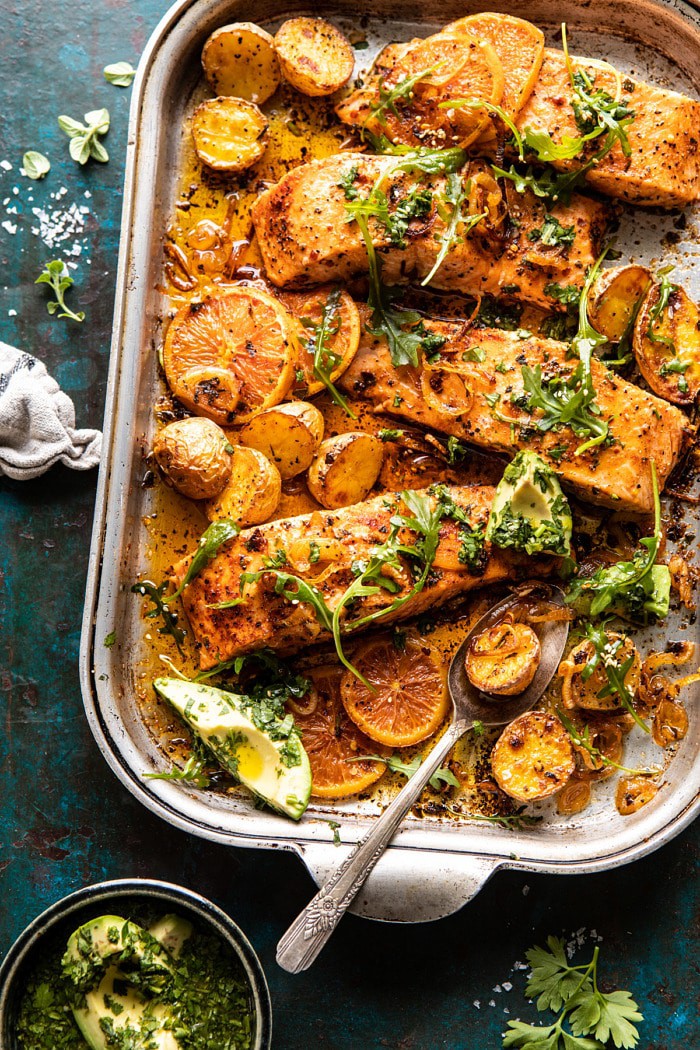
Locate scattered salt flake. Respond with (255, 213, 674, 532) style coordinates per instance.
(3, 198, 9, 205)
(30, 201, 90, 250)
(493, 985, 502, 993)
(12, 187, 19, 195)
(503, 1008, 510, 1015)
(502, 981, 513, 992)
(8, 309, 17, 316)
(84, 190, 92, 198)
(512, 960, 528, 971)
(6, 206, 17, 214)
(489, 999, 496, 1008)
(522, 885, 530, 896)
(2, 220, 18, 234)
(0, 160, 12, 171)
(473, 1001, 481, 1010)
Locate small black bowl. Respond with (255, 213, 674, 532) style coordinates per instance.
(0, 878, 272, 1049)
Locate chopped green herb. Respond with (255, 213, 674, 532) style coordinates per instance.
(527, 214, 576, 247)
(462, 345, 486, 363)
(144, 754, 211, 788)
(378, 428, 406, 441)
(104, 631, 116, 649)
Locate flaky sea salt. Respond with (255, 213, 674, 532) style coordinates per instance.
(0, 160, 12, 171)
(2, 220, 17, 235)
(30, 202, 90, 250)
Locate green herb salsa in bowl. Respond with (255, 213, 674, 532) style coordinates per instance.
(0, 880, 271, 1050)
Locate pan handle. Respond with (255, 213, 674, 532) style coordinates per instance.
(298, 842, 499, 923)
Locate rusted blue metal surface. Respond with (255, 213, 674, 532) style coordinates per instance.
(0, 1, 697, 1046)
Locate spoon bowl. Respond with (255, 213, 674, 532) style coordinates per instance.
(447, 581, 571, 729)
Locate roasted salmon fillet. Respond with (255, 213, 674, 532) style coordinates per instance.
(251, 153, 610, 308)
(335, 35, 700, 209)
(174, 485, 542, 669)
(338, 319, 692, 514)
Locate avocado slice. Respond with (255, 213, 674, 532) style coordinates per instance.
(62, 915, 184, 1050)
(486, 451, 573, 557)
(153, 678, 312, 820)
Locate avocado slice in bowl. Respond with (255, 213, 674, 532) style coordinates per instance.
(153, 678, 312, 820)
(62, 914, 193, 1050)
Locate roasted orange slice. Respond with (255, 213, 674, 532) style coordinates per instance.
(277, 287, 362, 397)
(162, 286, 296, 425)
(293, 666, 386, 798)
(340, 635, 449, 747)
(386, 31, 505, 147)
(447, 13, 544, 117)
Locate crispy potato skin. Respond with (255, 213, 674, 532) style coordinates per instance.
(274, 17, 354, 97)
(513, 50, 700, 208)
(204, 445, 281, 525)
(634, 283, 700, 406)
(239, 401, 324, 479)
(491, 711, 575, 801)
(338, 317, 693, 514)
(251, 153, 610, 307)
(588, 265, 652, 344)
(175, 484, 546, 668)
(152, 417, 233, 500)
(307, 432, 384, 508)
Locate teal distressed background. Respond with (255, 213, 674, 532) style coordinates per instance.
(0, 1, 697, 1046)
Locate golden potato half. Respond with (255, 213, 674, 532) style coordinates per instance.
(202, 22, 280, 104)
(491, 711, 575, 802)
(307, 432, 384, 509)
(192, 96, 268, 173)
(274, 17, 354, 97)
(465, 621, 541, 696)
(239, 401, 324, 479)
(204, 445, 281, 526)
(153, 416, 233, 500)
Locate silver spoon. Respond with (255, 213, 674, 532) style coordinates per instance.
(277, 582, 570, 973)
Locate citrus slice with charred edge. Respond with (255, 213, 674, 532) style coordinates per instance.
(447, 13, 544, 118)
(293, 666, 386, 798)
(340, 635, 449, 748)
(386, 32, 505, 148)
(162, 286, 296, 425)
(277, 287, 361, 397)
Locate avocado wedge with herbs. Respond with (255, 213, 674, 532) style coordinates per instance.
(62, 915, 192, 1050)
(486, 451, 573, 557)
(153, 677, 312, 820)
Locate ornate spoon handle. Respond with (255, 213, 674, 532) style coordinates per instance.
(276, 718, 470, 973)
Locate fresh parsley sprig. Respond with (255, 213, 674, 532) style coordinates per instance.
(504, 936, 643, 1049)
(349, 752, 459, 790)
(58, 108, 110, 164)
(421, 172, 486, 287)
(35, 260, 85, 323)
(300, 288, 356, 417)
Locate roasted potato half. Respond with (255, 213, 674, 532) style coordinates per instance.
(491, 711, 575, 802)
(192, 96, 268, 173)
(587, 264, 652, 344)
(633, 279, 700, 405)
(202, 22, 280, 104)
(239, 401, 324, 479)
(204, 445, 281, 525)
(561, 632, 641, 712)
(465, 620, 541, 696)
(307, 432, 384, 509)
(274, 17, 354, 97)
(152, 417, 233, 500)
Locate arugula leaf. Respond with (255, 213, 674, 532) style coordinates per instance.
(350, 752, 459, 790)
(22, 151, 50, 180)
(35, 260, 85, 323)
(421, 172, 486, 287)
(557, 709, 660, 775)
(566, 461, 668, 621)
(646, 265, 677, 352)
(168, 519, 240, 603)
(58, 108, 110, 164)
(492, 163, 586, 206)
(104, 61, 136, 87)
(301, 287, 356, 416)
(366, 66, 439, 129)
(131, 579, 186, 654)
(580, 623, 650, 732)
